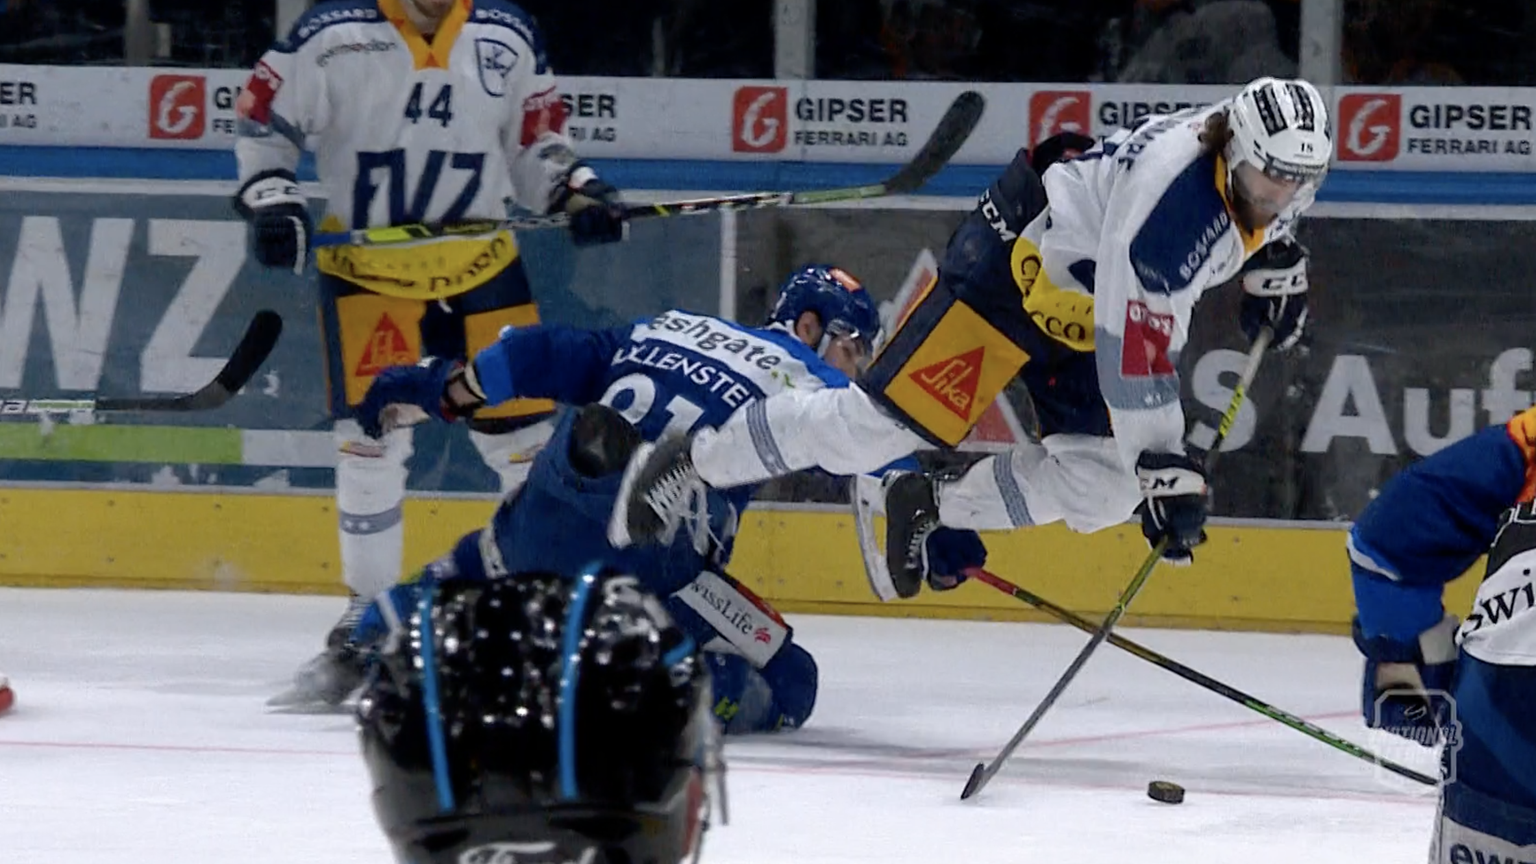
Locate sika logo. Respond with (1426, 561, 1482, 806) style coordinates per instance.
(149, 74, 206, 140)
(910, 347, 984, 421)
(1028, 90, 1091, 147)
(1337, 93, 1401, 162)
(733, 86, 788, 153)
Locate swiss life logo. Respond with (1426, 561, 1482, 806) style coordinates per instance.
(1337, 93, 1402, 162)
(732, 86, 788, 153)
(149, 74, 207, 140)
(1028, 90, 1091, 147)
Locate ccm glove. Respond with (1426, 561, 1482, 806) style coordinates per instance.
(1239, 239, 1309, 351)
(1352, 613, 1459, 747)
(355, 357, 487, 440)
(552, 164, 627, 246)
(923, 527, 987, 591)
(233, 170, 313, 274)
(1135, 452, 1210, 565)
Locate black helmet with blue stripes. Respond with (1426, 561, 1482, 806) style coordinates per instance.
(359, 568, 723, 864)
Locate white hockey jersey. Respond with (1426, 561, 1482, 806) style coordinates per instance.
(235, 0, 581, 300)
(1029, 103, 1308, 466)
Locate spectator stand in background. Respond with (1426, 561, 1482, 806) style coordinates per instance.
(0, 0, 126, 65)
(1106, 0, 1299, 84)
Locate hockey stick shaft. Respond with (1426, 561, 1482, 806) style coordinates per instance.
(965, 567, 1438, 787)
(312, 91, 986, 249)
(961, 327, 1273, 800)
(6, 310, 283, 415)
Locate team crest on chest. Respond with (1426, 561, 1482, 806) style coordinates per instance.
(475, 38, 519, 97)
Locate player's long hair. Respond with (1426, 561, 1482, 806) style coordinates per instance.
(1199, 109, 1234, 159)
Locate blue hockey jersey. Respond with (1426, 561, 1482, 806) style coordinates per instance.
(1349, 406, 1536, 646)
(462, 309, 869, 586)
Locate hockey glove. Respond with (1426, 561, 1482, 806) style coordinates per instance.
(1135, 452, 1210, 565)
(1353, 613, 1460, 747)
(1239, 239, 1309, 351)
(355, 356, 487, 439)
(233, 170, 313, 274)
(554, 165, 627, 246)
(924, 527, 986, 591)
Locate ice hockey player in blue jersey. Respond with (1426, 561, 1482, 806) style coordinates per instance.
(313, 265, 987, 733)
(1348, 405, 1536, 861)
(611, 77, 1330, 597)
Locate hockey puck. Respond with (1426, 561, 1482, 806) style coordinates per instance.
(1147, 780, 1185, 804)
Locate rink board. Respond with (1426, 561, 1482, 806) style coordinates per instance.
(0, 488, 1483, 634)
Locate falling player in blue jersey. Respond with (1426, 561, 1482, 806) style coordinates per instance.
(1349, 404, 1536, 860)
(300, 265, 987, 733)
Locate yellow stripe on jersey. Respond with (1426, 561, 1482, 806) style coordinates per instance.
(315, 215, 521, 301)
(378, 0, 471, 70)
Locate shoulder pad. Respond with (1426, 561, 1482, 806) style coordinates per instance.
(1127, 152, 1230, 294)
(276, 1, 382, 53)
(471, 0, 548, 71)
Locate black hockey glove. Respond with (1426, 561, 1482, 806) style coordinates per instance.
(1135, 452, 1210, 566)
(553, 164, 627, 246)
(233, 170, 313, 275)
(1239, 239, 1309, 351)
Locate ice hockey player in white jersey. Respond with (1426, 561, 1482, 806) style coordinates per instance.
(612, 77, 1330, 598)
(1347, 406, 1536, 861)
(234, 0, 628, 705)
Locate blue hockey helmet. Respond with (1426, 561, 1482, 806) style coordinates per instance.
(767, 265, 882, 357)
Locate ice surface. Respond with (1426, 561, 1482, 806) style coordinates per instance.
(0, 587, 1438, 864)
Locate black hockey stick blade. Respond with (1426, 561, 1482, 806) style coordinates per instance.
(95, 310, 283, 412)
(960, 763, 988, 800)
(880, 90, 986, 195)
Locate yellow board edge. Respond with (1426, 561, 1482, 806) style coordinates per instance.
(0, 488, 1484, 634)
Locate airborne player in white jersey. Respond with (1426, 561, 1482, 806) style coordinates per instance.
(233, 0, 627, 706)
(612, 78, 1330, 598)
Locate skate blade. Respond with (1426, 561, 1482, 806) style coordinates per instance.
(607, 440, 657, 549)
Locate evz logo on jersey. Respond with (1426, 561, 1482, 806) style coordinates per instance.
(1028, 90, 1091, 147)
(148, 74, 206, 140)
(1121, 301, 1175, 377)
(732, 86, 787, 153)
(1337, 93, 1401, 162)
(475, 38, 519, 97)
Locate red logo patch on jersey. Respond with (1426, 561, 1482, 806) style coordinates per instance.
(148, 74, 206, 140)
(354, 314, 415, 377)
(910, 347, 984, 421)
(1121, 301, 1176, 378)
(1337, 93, 1402, 162)
(236, 61, 283, 125)
(520, 86, 568, 147)
(1028, 90, 1091, 148)
(732, 86, 788, 153)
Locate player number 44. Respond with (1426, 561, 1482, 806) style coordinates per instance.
(404, 82, 454, 128)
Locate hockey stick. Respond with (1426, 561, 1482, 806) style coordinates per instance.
(964, 566, 1439, 787)
(960, 326, 1273, 800)
(311, 90, 987, 249)
(7, 310, 283, 414)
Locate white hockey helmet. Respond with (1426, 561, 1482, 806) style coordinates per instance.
(1227, 77, 1332, 185)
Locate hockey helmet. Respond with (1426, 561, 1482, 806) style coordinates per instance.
(767, 265, 882, 359)
(1225, 77, 1332, 221)
(358, 567, 723, 864)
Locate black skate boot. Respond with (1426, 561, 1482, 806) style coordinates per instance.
(267, 593, 370, 711)
(609, 434, 704, 548)
(884, 471, 941, 599)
